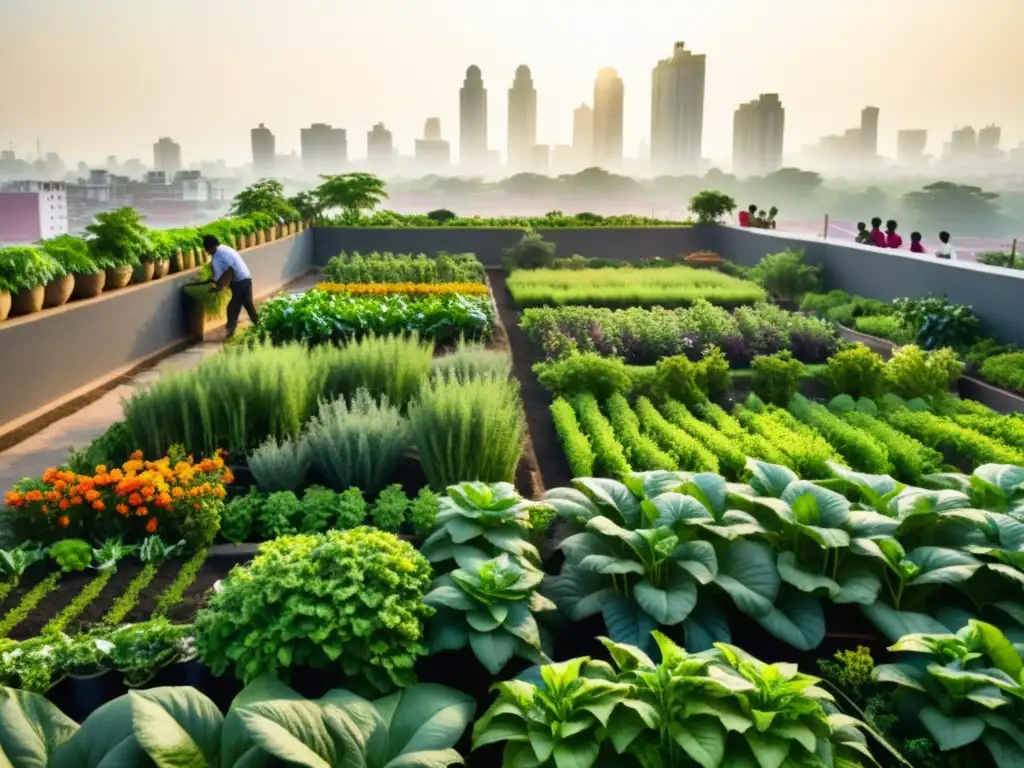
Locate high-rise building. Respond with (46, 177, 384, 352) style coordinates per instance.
(507, 65, 537, 172)
(896, 129, 928, 164)
(459, 65, 488, 168)
(860, 106, 880, 158)
(301, 123, 347, 174)
(251, 123, 276, 176)
(572, 103, 594, 168)
(152, 138, 182, 175)
(951, 126, 977, 157)
(732, 94, 785, 177)
(367, 123, 394, 166)
(979, 124, 1001, 151)
(0, 181, 68, 245)
(592, 68, 624, 168)
(415, 118, 451, 171)
(650, 42, 706, 175)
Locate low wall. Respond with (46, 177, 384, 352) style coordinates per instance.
(706, 226, 1024, 346)
(0, 231, 313, 430)
(312, 226, 702, 267)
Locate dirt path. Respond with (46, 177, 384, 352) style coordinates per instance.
(487, 268, 571, 492)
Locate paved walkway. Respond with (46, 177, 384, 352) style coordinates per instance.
(0, 273, 321, 497)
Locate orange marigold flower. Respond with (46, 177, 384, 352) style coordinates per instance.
(109, 469, 123, 481)
(85, 489, 101, 502)
(45, 491, 60, 503)
(135, 506, 148, 517)
(223, 469, 235, 485)
(4, 491, 22, 506)
(69, 495, 83, 505)
(26, 490, 44, 503)
(96, 465, 108, 474)
(171, 487, 185, 499)
(57, 515, 70, 528)
(58, 499, 70, 511)
(213, 456, 225, 469)
(92, 500, 105, 511)
(156, 492, 172, 507)
(116, 503, 129, 515)
(130, 450, 144, 461)
(146, 517, 158, 533)
(214, 486, 227, 499)
(53, 479, 67, 492)
(128, 492, 143, 507)
(142, 486, 155, 499)
(41, 505, 49, 514)
(42, 468, 59, 484)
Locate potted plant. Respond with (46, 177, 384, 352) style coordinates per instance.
(148, 229, 173, 278)
(0, 245, 63, 316)
(40, 235, 99, 306)
(84, 207, 153, 290)
(247, 212, 275, 245)
(183, 263, 232, 339)
(131, 252, 155, 284)
(688, 189, 738, 225)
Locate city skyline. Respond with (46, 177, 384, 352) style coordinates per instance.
(2, 0, 1022, 165)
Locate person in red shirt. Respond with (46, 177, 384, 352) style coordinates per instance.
(885, 220, 903, 249)
(869, 217, 887, 247)
(738, 204, 757, 227)
(909, 232, 925, 253)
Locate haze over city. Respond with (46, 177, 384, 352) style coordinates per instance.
(3, 0, 1022, 164)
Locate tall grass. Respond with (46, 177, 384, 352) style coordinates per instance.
(304, 389, 412, 496)
(506, 266, 766, 308)
(432, 338, 511, 382)
(121, 336, 431, 457)
(409, 374, 524, 489)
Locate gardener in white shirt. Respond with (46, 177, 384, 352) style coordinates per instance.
(936, 231, 958, 261)
(203, 235, 257, 337)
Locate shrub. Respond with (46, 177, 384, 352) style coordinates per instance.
(371, 484, 408, 532)
(979, 352, 1024, 394)
(550, 398, 596, 477)
(751, 350, 807, 405)
(839, 410, 942, 482)
(255, 491, 302, 540)
(408, 488, 440, 536)
(885, 345, 962, 400)
(303, 389, 411, 496)
(572, 393, 631, 477)
(220, 488, 262, 543)
(892, 294, 983, 350)
(502, 231, 556, 271)
(534, 354, 634, 399)
(799, 289, 852, 314)
(194, 528, 434, 691)
(426, 208, 457, 224)
(748, 249, 822, 302)
(650, 355, 703, 407)
(688, 189, 736, 223)
(605, 394, 677, 471)
(300, 486, 341, 533)
(48, 539, 93, 572)
(660, 399, 745, 478)
(409, 374, 524, 489)
(696, 346, 731, 398)
(84, 207, 152, 268)
(39, 234, 99, 276)
(633, 397, 718, 472)
(323, 250, 484, 284)
(0, 246, 62, 293)
(824, 343, 887, 399)
(854, 314, 914, 344)
(789, 394, 890, 473)
(335, 487, 368, 529)
(247, 436, 310, 492)
(432, 340, 511, 382)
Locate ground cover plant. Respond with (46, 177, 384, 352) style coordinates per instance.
(315, 281, 489, 296)
(507, 265, 767, 309)
(322, 210, 688, 228)
(322, 249, 485, 283)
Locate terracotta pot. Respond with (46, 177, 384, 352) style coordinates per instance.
(132, 261, 155, 284)
(43, 274, 75, 308)
(71, 271, 106, 299)
(248, 233, 256, 248)
(267, 228, 276, 242)
(104, 265, 134, 290)
(256, 230, 266, 245)
(0, 290, 10, 321)
(9, 285, 45, 316)
(183, 250, 196, 270)
(152, 259, 170, 279)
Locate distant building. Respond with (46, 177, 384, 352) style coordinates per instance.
(650, 42, 706, 175)
(572, 103, 594, 169)
(367, 123, 394, 166)
(0, 181, 68, 244)
(507, 65, 538, 173)
(459, 66, 488, 168)
(860, 106, 880, 159)
(592, 68, 624, 168)
(251, 123, 276, 176)
(978, 124, 1001, 152)
(732, 94, 785, 177)
(896, 129, 928, 164)
(531, 144, 550, 174)
(301, 123, 347, 174)
(415, 118, 451, 172)
(153, 138, 182, 175)
(951, 126, 977, 157)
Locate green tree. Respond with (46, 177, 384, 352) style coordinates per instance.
(903, 181, 1002, 235)
(230, 179, 298, 220)
(314, 173, 389, 219)
(688, 189, 737, 224)
(287, 191, 322, 220)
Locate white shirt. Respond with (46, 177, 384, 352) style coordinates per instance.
(211, 245, 252, 282)
(937, 243, 957, 260)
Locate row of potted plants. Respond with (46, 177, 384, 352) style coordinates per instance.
(0, 208, 313, 322)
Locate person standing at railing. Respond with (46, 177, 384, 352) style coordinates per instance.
(738, 204, 756, 227)
(885, 220, 903, 249)
(909, 232, 926, 253)
(869, 217, 887, 247)
(854, 222, 872, 244)
(936, 231, 958, 260)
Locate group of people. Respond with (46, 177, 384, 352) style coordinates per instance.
(738, 204, 778, 230)
(854, 218, 957, 260)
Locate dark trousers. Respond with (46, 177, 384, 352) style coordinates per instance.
(226, 279, 258, 336)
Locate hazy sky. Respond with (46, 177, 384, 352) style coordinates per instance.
(2, 0, 1022, 167)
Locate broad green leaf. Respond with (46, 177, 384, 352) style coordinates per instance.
(371, 683, 473, 764)
(745, 459, 798, 498)
(557, 532, 608, 563)
(602, 596, 657, 653)
(444, 517, 484, 544)
(502, 601, 542, 649)
(684, 700, 752, 734)
(540, 487, 600, 522)
(973, 620, 1024, 679)
(427, 614, 470, 653)
(827, 463, 901, 501)
(0, 687, 78, 768)
(889, 488, 971, 518)
(625, 469, 688, 499)
(714, 540, 779, 617)
(573, 478, 642, 528)
(130, 687, 224, 768)
(776, 552, 839, 597)
(586, 517, 644, 549)
(384, 747, 464, 767)
(752, 588, 826, 651)
(48, 695, 146, 768)
(680, 474, 729, 515)
(233, 699, 337, 768)
(634, 571, 698, 625)
(684, 603, 732, 652)
(975, 465, 1024, 495)
(906, 547, 983, 587)
(982, 713, 1024, 752)
(543, 565, 612, 621)
(641, 493, 713, 527)
(918, 705, 985, 751)
(469, 631, 518, 675)
(983, 731, 1024, 768)
(605, 707, 652, 754)
(743, 730, 790, 768)
(423, 585, 475, 612)
(552, 733, 600, 768)
(861, 602, 951, 642)
(671, 540, 718, 584)
(466, 609, 502, 633)
(670, 718, 726, 768)
(577, 554, 645, 575)
(832, 563, 882, 606)
(482, 528, 541, 562)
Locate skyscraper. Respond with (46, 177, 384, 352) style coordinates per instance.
(416, 118, 451, 171)
(592, 68, 624, 168)
(896, 129, 928, 164)
(251, 123, 275, 176)
(507, 65, 537, 173)
(153, 137, 182, 175)
(424, 118, 442, 142)
(572, 103, 594, 168)
(367, 123, 394, 166)
(951, 126, 977, 157)
(300, 124, 347, 174)
(650, 42, 706, 175)
(732, 94, 785, 176)
(979, 124, 1001, 151)
(459, 65, 488, 168)
(860, 106, 880, 158)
